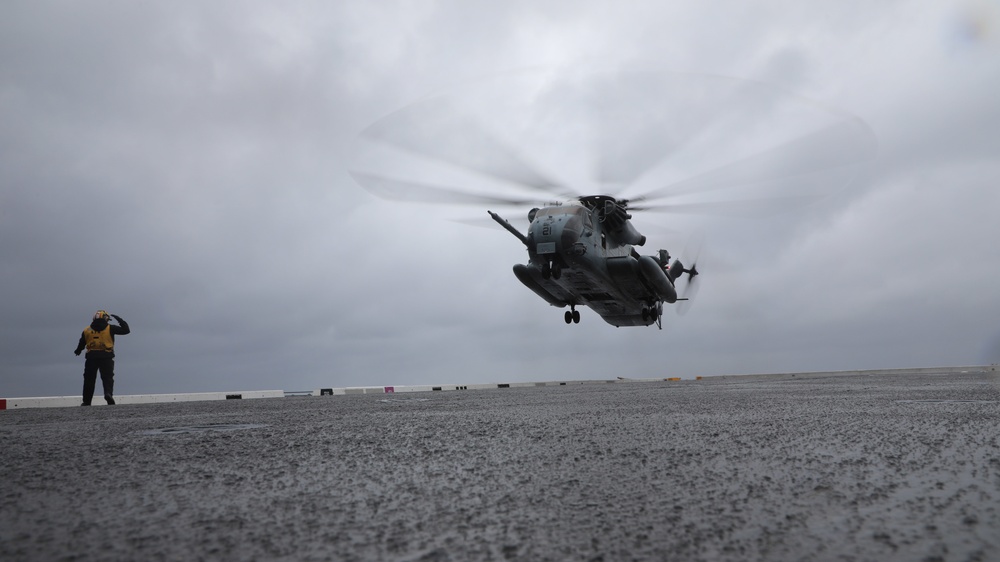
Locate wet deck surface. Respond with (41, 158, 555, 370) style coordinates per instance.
(2, 371, 999, 561)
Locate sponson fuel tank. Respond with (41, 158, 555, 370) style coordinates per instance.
(512, 264, 566, 307)
(606, 255, 677, 303)
(636, 255, 677, 303)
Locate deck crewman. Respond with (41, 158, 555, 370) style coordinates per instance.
(74, 310, 131, 406)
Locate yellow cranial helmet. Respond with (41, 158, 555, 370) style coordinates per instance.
(94, 310, 110, 321)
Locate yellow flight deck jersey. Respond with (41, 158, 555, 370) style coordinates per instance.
(84, 326, 114, 352)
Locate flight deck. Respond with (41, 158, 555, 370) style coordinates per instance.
(2, 369, 997, 560)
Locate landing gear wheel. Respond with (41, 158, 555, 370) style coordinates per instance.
(551, 264, 562, 280)
(572, 310, 580, 323)
(541, 262, 551, 280)
(564, 310, 573, 324)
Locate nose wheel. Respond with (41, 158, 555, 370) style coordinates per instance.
(541, 261, 562, 280)
(564, 306, 581, 324)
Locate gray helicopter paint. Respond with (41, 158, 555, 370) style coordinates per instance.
(497, 200, 682, 327)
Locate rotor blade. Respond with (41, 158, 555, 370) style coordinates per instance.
(350, 172, 542, 206)
(681, 230, 705, 267)
(361, 96, 569, 197)
(677, 232, 705, 316)
(632, 194, 826, 217)
(677, 277, 700, 316)
(632, 118, 877, 202)
(591, 71, 745, 188)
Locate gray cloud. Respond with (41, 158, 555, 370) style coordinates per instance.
(2, 0, 999, 398)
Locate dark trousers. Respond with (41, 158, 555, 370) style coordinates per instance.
(82, 357, 115, 405)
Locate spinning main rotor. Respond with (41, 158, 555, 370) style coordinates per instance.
(348, 68, 877, 325)
(350, 68, 876, 230)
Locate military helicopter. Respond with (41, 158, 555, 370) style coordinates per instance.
(484, 196, 697, 328)
(349, 69, 876, 328)
(353, 169, 701, 327)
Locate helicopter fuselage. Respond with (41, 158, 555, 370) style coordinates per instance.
(498, 199, 679, 327)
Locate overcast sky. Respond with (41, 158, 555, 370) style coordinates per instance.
(2, 0, 999, 398)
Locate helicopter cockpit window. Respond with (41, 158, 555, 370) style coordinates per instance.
(583, 212, 594, 235)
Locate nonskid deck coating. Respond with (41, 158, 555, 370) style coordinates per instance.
(1, 371, 998, 561)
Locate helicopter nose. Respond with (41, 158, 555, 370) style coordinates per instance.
(560, 222, 580, 245)
(530, 209, 585, 257)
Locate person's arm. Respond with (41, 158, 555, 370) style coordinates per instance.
(74, 333, 85, 356)
(110, 314, 130, 335)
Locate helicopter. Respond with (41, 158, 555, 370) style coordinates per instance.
(486, 195, 697, 328)
(353, 168, 701, 327)
(349, 69, 877, 328)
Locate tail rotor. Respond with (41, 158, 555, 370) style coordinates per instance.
(676, 232, 704, 316)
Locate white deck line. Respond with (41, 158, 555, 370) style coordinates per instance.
(1, 390, 284, 409)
